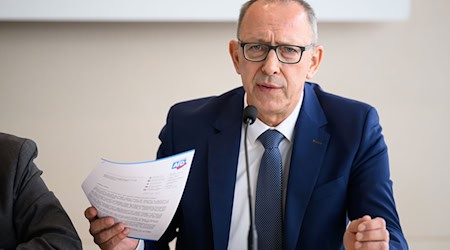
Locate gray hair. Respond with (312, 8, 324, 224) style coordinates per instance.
(237, 0, 318, 44)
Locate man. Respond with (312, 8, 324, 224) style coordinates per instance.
(0, 132, 82, 249)
(85, 0, 408, 249)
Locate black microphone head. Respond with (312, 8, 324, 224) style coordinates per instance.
(243, 105, 258, 125)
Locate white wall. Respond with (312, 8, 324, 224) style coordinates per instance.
(1, 0, 449, 249)
(0, 0, 409, 21)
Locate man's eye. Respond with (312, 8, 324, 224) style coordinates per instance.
(281, 46, 299, 54)
(249, 45, 263, 51)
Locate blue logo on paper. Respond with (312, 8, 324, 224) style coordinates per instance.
(172, 159, 187, 170)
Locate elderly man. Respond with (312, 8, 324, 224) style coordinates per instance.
(85, 0, 408, 249)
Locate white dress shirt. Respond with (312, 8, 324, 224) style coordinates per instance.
(227, 93, 303, 249)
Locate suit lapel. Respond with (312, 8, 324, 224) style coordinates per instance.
(203, 85, 330, 249)
(207, 89, 244, 250)
(285, 83, 330, 250)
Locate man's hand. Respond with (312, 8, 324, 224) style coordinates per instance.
(85, 207, 139, 250)
(344, 215, 390, 250)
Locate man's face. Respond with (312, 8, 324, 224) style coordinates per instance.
(230, 1, 323, 126)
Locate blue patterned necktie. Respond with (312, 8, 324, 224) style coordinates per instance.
(255, 129, 284, 250)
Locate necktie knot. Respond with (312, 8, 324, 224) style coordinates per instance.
(259, 129, 284, 149)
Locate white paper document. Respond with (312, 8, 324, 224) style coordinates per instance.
(82, 149, 195, 241)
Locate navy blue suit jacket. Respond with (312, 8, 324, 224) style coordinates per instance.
(146, 82, 408, 249)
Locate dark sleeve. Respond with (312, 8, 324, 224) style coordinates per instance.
(11, 138, 82, 249)
(348, 108, 408, 250)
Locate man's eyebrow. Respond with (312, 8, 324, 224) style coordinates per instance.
(244, 38, 299, 45)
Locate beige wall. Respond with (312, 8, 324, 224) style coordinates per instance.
(1, 0, 449, 249)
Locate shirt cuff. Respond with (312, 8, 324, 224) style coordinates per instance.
(135, 239, 145, 250)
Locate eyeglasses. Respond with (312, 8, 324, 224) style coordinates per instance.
(239, 41, 314, 64)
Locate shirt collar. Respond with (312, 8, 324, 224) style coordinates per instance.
(244, 89, 304, 144)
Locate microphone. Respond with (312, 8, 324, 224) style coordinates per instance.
(243, 105, 258, 125)
(242, 105, 258, 250)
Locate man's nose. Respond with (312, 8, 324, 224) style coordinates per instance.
(261, 49, 281, 76)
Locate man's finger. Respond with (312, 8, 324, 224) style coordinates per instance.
(84, 207, 98, 222)
(89, 217, 116, 236)
(93, 222, 126, 245)
(348, 215, 372, 233)
(358, 217, 386, 231)
(98, 227, 131, 250)
(356, 228, 389, 242)
(354, 240, 389, 250)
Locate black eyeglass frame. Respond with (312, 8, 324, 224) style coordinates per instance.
(239, 41, 315, 64)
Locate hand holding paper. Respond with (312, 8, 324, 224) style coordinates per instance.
(82, 149, 195, 241)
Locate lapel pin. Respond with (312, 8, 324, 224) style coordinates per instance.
(312, 139, 323, 145)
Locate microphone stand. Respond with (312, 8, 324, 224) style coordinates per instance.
(244, 112, 258, 250)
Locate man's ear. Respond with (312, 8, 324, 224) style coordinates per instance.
(306, 45, 324, 79)
(229, 40, 241, 75)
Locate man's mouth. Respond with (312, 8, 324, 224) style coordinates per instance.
(257, 83, 281, 90)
